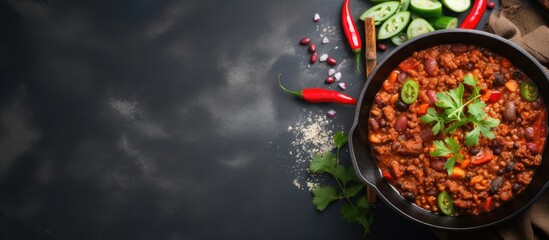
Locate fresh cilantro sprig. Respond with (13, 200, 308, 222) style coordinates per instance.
(420, 74, 500, 147)
(309, 131, 374, 236)
(430, 138, 463, 175)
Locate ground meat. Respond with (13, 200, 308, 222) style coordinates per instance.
(368, 44, 546, 216)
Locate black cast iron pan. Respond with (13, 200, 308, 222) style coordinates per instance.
(349, 29, 549, 231)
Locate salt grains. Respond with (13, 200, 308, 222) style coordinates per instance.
(288, 110, 336, 191)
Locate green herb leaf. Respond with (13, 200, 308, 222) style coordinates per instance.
(431, 138, 463, 176)
(333, 131, 348, 150)
(335, 165, 360, 186)
(310, 152, 337, 174)
(463, 74, 477, 86)
(343, 184, 364, 198)
(340, 197, 373, 236)
(311, 185, 339, 211)
(431, 140, 452, 157)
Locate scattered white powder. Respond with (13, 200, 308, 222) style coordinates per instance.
(288, 109, 339, 191)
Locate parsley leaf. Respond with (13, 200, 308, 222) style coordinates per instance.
(309, 132, 373, 236)
(420, 74, 499, 149)
(312, 186, 338, 211)
(431, 138, 463, 175)
(310, 152, 337, 174)
(333, 131, 348, 150)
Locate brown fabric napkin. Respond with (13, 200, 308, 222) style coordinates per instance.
(433, 1, 549, 239)
(484, 0, 549, 68)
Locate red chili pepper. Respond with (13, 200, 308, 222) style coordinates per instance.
(342, 0, 362, 72)
(459, 0, 487, 29)
(533, 110, 547, 154)
(277, 74, 357, 105)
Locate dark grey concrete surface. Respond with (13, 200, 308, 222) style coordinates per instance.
(0, 0, 511, 239)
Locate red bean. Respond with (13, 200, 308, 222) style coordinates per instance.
(326, 57, 337, 66)
(431, 160, 446, 172)
(369, 118, 380, 132)
(394, 115, 408, 133)
(310, 53, 318, 63)
(420, 126, 435, 143)
(525, 127, 535, 141)
(527, 142, 537, 153)
(426, 90, 438, 106)
(487, 1, 495, 9)
(377, 43, 387, 51)
(299, 37, 311, 45)
(397, 71, 408, 83)
(503, 100, 517, 122)
(309, 43, 316, 53)
(450, 44, 468, 54)
(423, 57, 439, 76)
(324, 76, 335, 84)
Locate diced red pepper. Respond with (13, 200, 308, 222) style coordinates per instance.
(382, 169, 395, 183)
(399, 58, 420, 73)
(471, 147, 494, 166)
(484, 197, 493, 212)
(488, 90, 502, 103)
(417, 103, 430, 116)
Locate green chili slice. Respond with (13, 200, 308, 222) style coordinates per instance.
(520, 81, 539, 102)
(400, 79, 419, 104)
(437, 192, 455, 216)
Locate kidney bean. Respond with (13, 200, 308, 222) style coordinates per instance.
(450, 44, 468, 54)
(426, 90, 438, 106)
(310, 53, 318, 63)
(369, 118, 380, 132)
(431, 160, 446, 172)
(324, 76, 335, 84)
(524, 127, 535, 141)
(423, 57, 439, 76)
(502, 101, 517, 122)
(527, 142, 537, 153)
(420, 126, 435, 143)
(497, 169, 504, 176)
(494, 72, 505, 86)
(374, 94, 385, 107)
(309, 43, 316, 53)
(394, 115, 408, 133)
(397, 71, 408, 83)
(326, 57, 337, 66)
(377, 43, 387, 51)
(489, 176, 503, 194)
(299, 37, 311, 45)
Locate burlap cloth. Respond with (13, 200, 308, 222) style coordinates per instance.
(433, 1, 549, 239)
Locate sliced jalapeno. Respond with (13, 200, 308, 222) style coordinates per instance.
(391, 33, 408, 45)
(359, 1, 401, 25)
(441, 0, 470, 12)
(400, 79, 419, 104)
(400, 0, 411, 11)
(520, 81, 539, 102)
(437, 192, 455, 216)
(378, 11, 411, 40)
(406, 18, 435, 39)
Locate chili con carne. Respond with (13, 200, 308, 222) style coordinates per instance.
(458, 0, 487, 29)
(342, 0, 362, 73)
(277, 74, 357, 105)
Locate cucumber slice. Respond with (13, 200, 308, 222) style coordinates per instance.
(378, 11, 411, 40)
(407, 18, 435, 39)
(391, 33, 408, 45)
(441, 0, 471, 12)
(399, 0, 410, 11)
(430, 16, 458, 29)
(370, 0, 392, 2)
(410, 0, 442, 17)
(359, 1, 401, 25)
